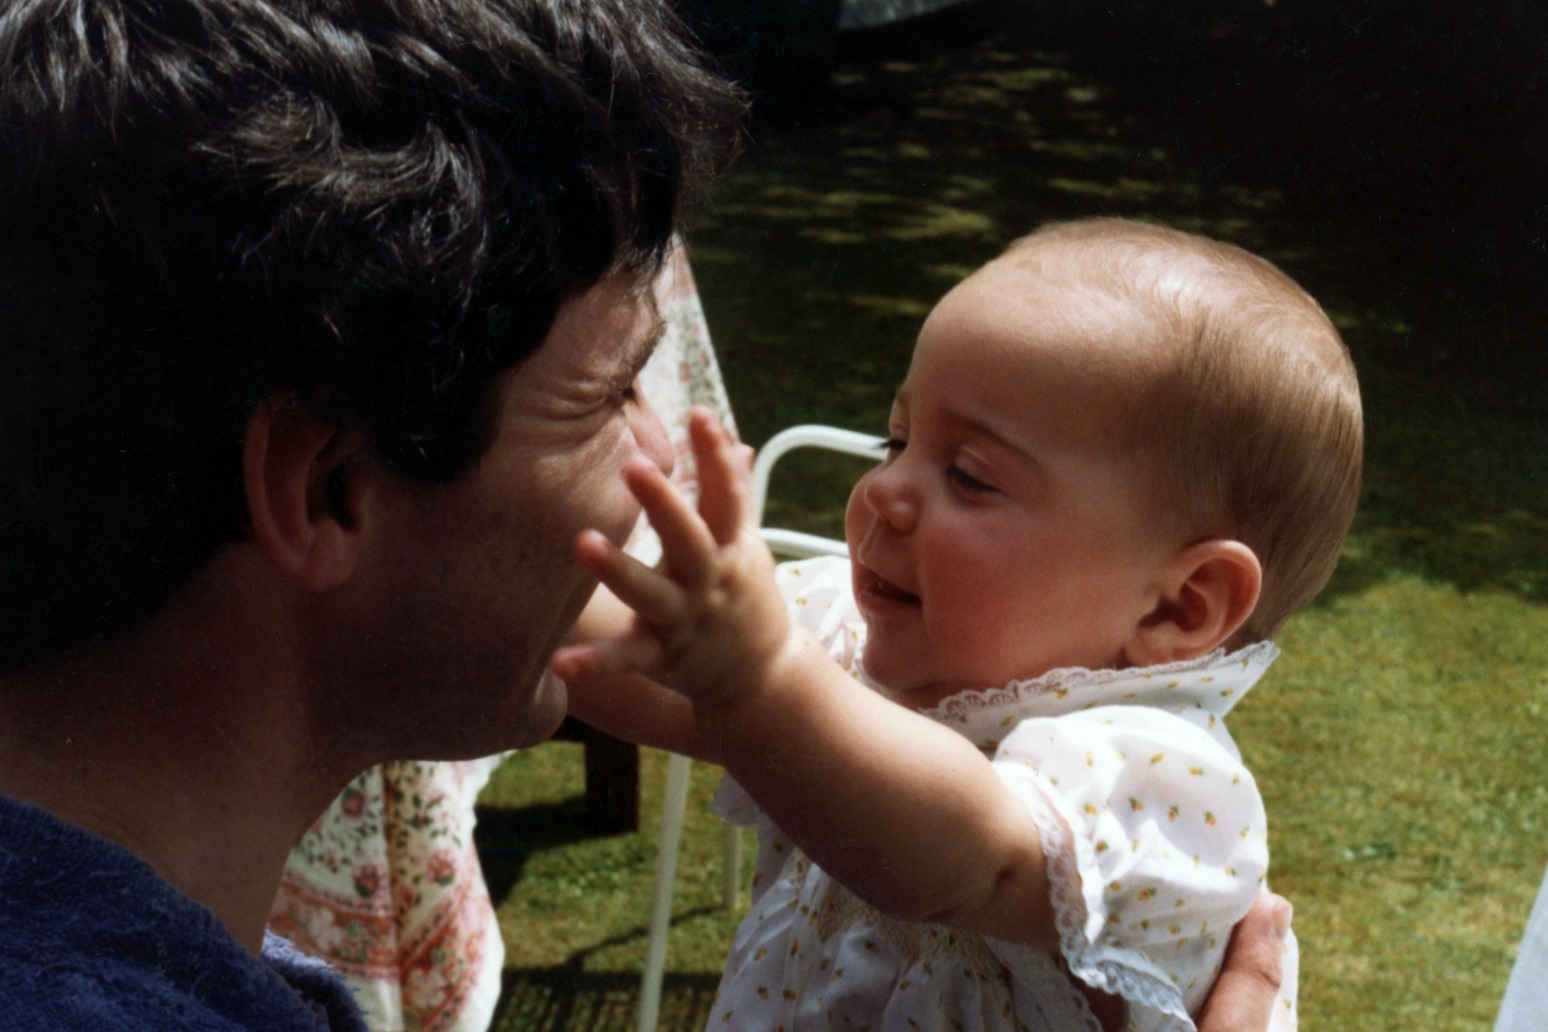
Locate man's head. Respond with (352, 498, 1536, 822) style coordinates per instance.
(0, 0, 742, 672)
(844, 218, 1361, 703)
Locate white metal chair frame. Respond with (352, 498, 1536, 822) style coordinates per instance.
(635, 425, 884, 1032)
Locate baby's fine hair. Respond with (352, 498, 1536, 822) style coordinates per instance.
(1005, 219, 1363, 643)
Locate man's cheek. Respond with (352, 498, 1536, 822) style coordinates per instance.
(592, 475, 647, 548)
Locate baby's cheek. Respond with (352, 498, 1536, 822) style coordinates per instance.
(932, 592, 1040, 680)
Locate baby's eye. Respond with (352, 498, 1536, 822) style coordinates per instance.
(879, 437, 906, 454)
(947, 465, 994, 494)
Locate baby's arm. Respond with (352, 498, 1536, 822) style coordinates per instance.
(552, 408, 1057, 947)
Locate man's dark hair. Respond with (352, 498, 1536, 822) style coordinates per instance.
(0, 0, 743, 672)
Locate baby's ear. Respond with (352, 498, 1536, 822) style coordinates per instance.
(1125, 540, 1262, 666)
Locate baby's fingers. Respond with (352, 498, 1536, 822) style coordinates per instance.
(573, 528, 685, 625)
(625, 456, 720, 585)
(687, 407, 754, 546)
(552, 635, 666, 683)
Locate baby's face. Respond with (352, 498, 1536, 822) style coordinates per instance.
(844, 258, 1178, 709)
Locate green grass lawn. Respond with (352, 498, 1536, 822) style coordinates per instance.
(480, 17, 1548, 1032)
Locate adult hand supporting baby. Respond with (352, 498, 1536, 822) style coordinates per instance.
(1196, 893, 1292, 1032)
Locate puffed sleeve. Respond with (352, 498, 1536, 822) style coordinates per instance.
(983, 706, 1269, 1030)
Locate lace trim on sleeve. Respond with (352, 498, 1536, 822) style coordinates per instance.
(1003, 767, 1197, 1031)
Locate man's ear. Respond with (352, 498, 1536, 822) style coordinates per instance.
(1125, 540, 1263, 666)
(243, 392, 371, 592)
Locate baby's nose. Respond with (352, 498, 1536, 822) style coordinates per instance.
(860, 464, 917, 532)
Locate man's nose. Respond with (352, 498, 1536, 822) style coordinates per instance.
(632, 384, 675, 478)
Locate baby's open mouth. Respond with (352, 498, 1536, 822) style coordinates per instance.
(862, 569, 920, 605)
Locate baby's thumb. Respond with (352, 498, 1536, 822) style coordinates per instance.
(552, 636, 666, 683)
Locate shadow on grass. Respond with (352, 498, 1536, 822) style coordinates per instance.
(490, 968, 720, 1032)
(476, 797, 632, 906)
(1319, 507, 1548, 613)
(488, 907, 724, 1032)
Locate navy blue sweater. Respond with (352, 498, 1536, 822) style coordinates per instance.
(0, 794, 366, 1031)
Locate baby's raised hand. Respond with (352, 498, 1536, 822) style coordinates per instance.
(552, 408, 796, 711)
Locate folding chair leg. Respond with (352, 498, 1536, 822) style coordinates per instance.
(721, 824, 742, 910)
(637, 752, 694, 1032)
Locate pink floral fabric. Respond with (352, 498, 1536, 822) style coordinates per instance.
(268, 240, 731, 1032)
(270, 759, 503, 1032)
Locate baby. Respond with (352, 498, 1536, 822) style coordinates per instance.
(556, 218, 1361, 1031)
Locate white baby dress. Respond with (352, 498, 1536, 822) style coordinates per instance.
(709, 557, 1298, 1032)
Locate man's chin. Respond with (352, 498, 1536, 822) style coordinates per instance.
(446, 667, 569, 757)
(512, 668, 570, 747)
